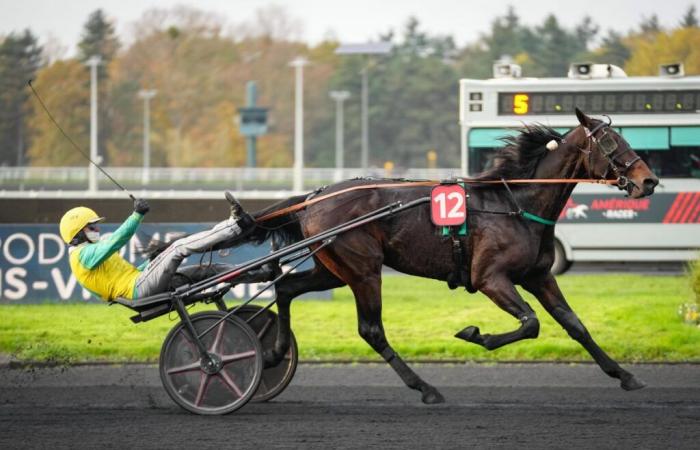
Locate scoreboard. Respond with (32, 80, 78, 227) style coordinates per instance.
(498, 91, 700, 115)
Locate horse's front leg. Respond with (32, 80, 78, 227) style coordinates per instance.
(455, 274, 540, 350)
(523, 273, 645, 390)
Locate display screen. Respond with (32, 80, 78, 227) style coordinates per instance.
(498, 91, 700, 115)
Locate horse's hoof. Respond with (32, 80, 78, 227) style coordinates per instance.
(261, 350, 281, 369)
(421, 386, 445, 404)
(455, 326, 481, 344)
(621, 374, 646, 391)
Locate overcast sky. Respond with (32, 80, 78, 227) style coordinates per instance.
(0, 0, 695, 55)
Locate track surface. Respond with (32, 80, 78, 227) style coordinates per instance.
(1, 363, 698, 449)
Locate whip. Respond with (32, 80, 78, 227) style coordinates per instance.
(27, 80, 136, 200)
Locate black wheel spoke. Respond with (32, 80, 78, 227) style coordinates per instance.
(256, 317, 274, 339)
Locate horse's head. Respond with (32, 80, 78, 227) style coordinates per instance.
(571, 108, 658, 198)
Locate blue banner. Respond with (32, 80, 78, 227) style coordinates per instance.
(0, 223, 327, 303)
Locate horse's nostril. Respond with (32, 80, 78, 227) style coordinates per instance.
(643, 178, 658, 194)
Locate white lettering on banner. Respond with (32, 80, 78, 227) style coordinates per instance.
(32, 281, 48, 290)
(39, 233, 65, 265)
(4, 267, 28, 300)
(3, 233, 34, 265)
(51, 267, 78, 300)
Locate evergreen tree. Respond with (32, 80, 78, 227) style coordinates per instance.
(77, 9, 120, 164)
(680, 5, 698, 28)
(457, 7, 536, 79)
(78, 9, 119, 68)
(639, 14, 661, 34)
(0, 29, 42, 166)
(594, 30, 631, 67)
(313, 18, 459, 168)
(527, 15, 599, 77)
(575, 16, 600, 49)
(531, 15, 573, 76)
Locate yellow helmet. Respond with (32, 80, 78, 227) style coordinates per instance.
(59, 206, 105, 244)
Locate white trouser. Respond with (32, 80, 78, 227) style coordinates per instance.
(135, 218, 242, 298)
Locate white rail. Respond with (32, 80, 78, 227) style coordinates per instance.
(0, 166, 462, 198)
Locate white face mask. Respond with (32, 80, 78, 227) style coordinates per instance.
(85, 230, 100, 243)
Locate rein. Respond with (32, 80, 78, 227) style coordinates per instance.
(256, 177, 618, 223)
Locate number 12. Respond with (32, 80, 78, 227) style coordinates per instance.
(434, 192, 465, 218)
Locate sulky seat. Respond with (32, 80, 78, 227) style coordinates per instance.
(110, 283, 232, 324)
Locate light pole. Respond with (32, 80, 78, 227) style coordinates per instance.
(329, 90, 350, 181)
(138, 89, 157, 185)
(360, 65, 369, 170)
(335, 42, 392, 172)
(289, 56, 308, 192)
(85, 55, 101, 192)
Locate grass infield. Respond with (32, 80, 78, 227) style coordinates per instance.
(0, 274, 698, 364)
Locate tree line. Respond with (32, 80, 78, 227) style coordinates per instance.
(0, 5, 698, 169)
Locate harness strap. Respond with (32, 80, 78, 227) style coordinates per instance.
(521, 211, 557, 226)
(501, 178, 557, 226)
(257, 178, 617, 222)
(447, 232, 464, 290)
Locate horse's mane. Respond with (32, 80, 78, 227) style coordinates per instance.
(249, 193, 308, 246)
(476, 124, 562, 180)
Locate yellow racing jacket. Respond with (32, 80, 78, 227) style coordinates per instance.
(69, 212, 147, 301)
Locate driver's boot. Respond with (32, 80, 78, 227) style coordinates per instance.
(225, 191, 256, 237)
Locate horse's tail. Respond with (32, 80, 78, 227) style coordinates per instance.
(248, 193, 308, 249)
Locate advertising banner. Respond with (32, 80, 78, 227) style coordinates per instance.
(0, 222, 326, 303)
(560, 192, 700, 223)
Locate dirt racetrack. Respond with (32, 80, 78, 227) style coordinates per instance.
(1, 362, 698, 449)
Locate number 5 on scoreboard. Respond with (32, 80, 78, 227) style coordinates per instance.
(430, 184, 467, 226)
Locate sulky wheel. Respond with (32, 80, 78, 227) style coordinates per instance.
(159, 311, 263, 415)
(233, 305, 299, 402)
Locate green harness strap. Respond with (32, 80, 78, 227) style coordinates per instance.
(521, 211, 557, 226)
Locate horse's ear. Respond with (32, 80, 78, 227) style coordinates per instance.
(575, 107, 592, 128)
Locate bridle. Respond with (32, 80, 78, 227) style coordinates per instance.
(576, 115, 642, 192)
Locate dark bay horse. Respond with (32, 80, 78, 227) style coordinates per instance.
(240, 108, 659, 404)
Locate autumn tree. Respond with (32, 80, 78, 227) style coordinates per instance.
(26, 60, 90, 166)
(625, 26, 700, 75)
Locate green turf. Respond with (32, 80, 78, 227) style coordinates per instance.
(0, 274, 697, 364)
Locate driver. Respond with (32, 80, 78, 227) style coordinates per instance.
(59, 192, 265, 301)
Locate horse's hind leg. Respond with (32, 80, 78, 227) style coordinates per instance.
(523, 274, 645, 391)
(264, 265, 345, 367)
(456, 275, 540, 350)
(349, 273, 445, 404)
